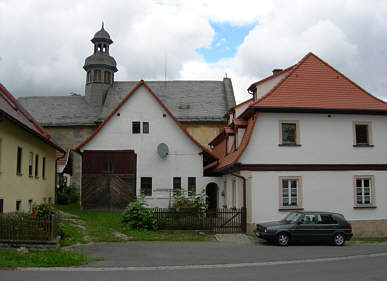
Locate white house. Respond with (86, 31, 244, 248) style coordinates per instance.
(206, 53, 387, 237)
(75, 80, 220, 209)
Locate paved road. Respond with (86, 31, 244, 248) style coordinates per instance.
(2, 241, 387, 281)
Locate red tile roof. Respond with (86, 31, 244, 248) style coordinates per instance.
(56, 149, 70, 166)
(74, 80, 218, 160)
(250, 53, 387, 111)
(206, 112, 258, 172)
(0, 83, 64, 152)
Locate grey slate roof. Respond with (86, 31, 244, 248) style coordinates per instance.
(18, 95, 100, 126)
(18, 79, 236, 126)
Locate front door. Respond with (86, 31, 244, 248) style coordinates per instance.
(206, 183, 218, 210)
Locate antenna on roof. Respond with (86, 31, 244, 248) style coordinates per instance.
(164, 52, 168, 82)
(225, 72, 228, 78)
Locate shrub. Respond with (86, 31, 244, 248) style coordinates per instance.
(170, 190, 208, 211)
(57, 184, 79, 205)
(32, 203, 56, 218)
(122, 194, 159, 231)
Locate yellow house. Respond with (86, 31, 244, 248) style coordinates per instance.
(0, 83, 64, 213)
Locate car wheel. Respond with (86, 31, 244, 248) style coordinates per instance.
(333, 233, 345, 246)
(277, 233, 290, 246)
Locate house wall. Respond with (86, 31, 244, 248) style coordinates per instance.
(0, 119, 56, 213)
(44, 126, 97, 189)
(240, 113, 387, 164)
(80, 86, 220, 208)
(182, 122, 225, 149)
(246, 170, 387, 237)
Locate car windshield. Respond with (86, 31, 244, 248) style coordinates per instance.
(283, 212, 303, 223)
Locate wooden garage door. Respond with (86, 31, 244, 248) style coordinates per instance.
(82, 150, 137, 210)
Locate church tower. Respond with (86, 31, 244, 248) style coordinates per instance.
(84, 23, 118, 107)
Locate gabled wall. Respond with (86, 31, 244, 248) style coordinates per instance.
(81, 85, 219, 207)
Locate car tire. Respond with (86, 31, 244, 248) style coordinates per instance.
(333, 233, 345, 246)
(277, 232, 290, 246)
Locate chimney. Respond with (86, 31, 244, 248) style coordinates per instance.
(272, 68, 283, 75)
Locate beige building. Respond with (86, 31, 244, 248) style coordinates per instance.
(0, 83, 64, 213)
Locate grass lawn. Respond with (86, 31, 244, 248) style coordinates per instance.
(58, 203, 213, 242)
(0, 249, 101, 268)
(351, 237, 387, 243)
(59, 219, 88, 247)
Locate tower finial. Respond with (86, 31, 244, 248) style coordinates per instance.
(102, 21, 104, 30)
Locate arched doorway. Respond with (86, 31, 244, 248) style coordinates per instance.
(206, 182, 218, 210)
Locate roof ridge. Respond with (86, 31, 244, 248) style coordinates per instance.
(251, 53, 312, 107)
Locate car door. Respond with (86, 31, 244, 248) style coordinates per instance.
(292, 213, 320, 242)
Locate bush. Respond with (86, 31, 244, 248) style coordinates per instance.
(32, 203, 56, 218)
(122, 194, 159, 231)
(57, 184, 79, 205)
(171, 189, 208, 211)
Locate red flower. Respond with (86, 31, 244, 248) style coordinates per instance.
(30, 211, 36, 216)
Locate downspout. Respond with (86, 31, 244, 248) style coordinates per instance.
(231, 172, 247, 233)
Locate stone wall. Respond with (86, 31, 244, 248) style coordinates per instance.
(181, 121, 225, 149)
(350, 219, 387, 238)
(44, 126, 97, 188)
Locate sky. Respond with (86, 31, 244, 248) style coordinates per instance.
(0, 0, 386, 103)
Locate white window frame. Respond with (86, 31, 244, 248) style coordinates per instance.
(279, 176, 303, 210)
(353, 175, 376, 208)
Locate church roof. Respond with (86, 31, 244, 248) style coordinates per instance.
(100, 79, 235, 122)
(83, 52, 117, 71)
(91, 25, 113, 44)
(18, 79, 235, 126)
(18, 95, 100, 126)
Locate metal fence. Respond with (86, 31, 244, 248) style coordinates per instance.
(0, 214, 57, 243)
(152, 208, 246, 233)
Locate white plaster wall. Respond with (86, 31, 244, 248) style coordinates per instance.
(220, 175, 244, 209)
(255, 71, 289, 99)
(249, 171, 387, 224)
(240, 113, 387, 164)
(235, 101, 252, 118)
(81, 85, 220, 207)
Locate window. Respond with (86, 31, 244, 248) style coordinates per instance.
(141, 177, 152, 196)
(353, 176, 376, 207)
(94, 70, 101, 82)
(0, 199, 3, 213)
(104, 71, 111, 84)
(143, 122, 149, 134)
(132, 121, 141, 134)
(42, 157, 46, 179)
(48, 197, 52, 204)
(319, 214, 337, 224)
(16, 147, 22, 175)
(188, 177, 196, 193)
(279, 121, 299, 145)
(173, 177, 181, 191)
(28, 199, 33, 212)
(16, 200, 21, 212)
(87, 71, 91, 83)
(35, 154, 39, 178)
(353, 122, 372, 146)
(279, 176, 302, 209)
(29, 152, 33, 177)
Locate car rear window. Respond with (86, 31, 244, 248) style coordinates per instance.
(319, 214, 337, 224)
